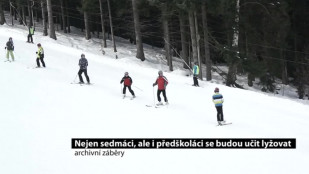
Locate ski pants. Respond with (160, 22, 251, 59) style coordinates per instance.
(36, 57, 45, 67)
(28, 34, 33, 43)
(6, 50, 14, 60)
(123, 85, 135, 96)
(78, 69, 90, 83)
(216, 106, 224, 121)
(193, 75, 199, 86)
(157, 89, 168, 102)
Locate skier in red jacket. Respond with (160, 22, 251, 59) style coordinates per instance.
(120, 72, 135, 98)
(153, 70, 168, 105)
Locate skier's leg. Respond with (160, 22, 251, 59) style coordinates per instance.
(128, 86, 135, 96)
(40, 57, 45, 67)
(216, 107, 220, 121)
(36, 58, 40, 67)
(162, 90, 168, 102)
(219, 106, 224, 121)
(157, 90, 161, 102)
(123, 86, 127, 94)
(10, 51, 14, 61)
(6, 50, 9, 60)
(78, 69, 84, 83)
(84, 69, 90, 83)
(30, 35, 33, 43)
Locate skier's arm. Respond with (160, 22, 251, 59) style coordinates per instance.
(120, 77, 124, 84)
(130, 77, 133, 84)
(153, 78, 158, 86)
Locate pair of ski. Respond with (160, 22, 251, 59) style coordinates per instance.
(123, 96, 135, 100)
(217, 122, 232, 126)
(4, 60, 13, 63)
(146, 103, 168, 108)
(70, 82, 93, 86)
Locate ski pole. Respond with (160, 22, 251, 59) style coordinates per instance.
(73, 73, 78, 83)
(133, 85, 143, 92)
(121, 84, 122, 94)
(153, 86, 156, 106)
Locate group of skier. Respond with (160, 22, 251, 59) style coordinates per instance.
(4, 36, 226, 126)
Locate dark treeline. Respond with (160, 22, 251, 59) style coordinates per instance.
(0, 0, 308, 99)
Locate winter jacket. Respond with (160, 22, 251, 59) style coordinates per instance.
(120, 76, 133, 86)
(37, 47, 44, 59)
(79, 57, 88, 70)
(29, 27, 34, 35)
(6, 41, 14, 51)
(193, 65, 199, 76)
(213, 92, 224, 107)
(154, 76, 168, 90)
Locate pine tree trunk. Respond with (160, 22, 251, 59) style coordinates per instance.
(162, 3, 172, 71)
(194, 11, 202, 80)
(201, 2, 211, 81)
(226, 0, 240, 87)
(179, 10, 189, 69)
(99, 0, 107, 47)
(84, 11, 91, 40)
(188, 9, 197, 63)
(46, 0, 57, 39)
(27, 0, 32, 26)
(41, 0, 47, 36)
(107, 0, 117, 56)
(0, 1, 5, 25)
(132, 0, 145, 61)
(65, 0, 70, 33)
(60, 0, 67, 33)
(22, 5, 27, 26)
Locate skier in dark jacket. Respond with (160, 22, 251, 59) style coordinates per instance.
(5, 37, 15, 61)
(78, 54, 90, 84)
(120, 72, 135, 98)
(153, 70, 168, 105)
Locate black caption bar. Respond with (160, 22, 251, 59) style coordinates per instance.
(71, 138, 296, 149)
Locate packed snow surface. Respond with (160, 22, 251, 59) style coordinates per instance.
(0, 25, 308, 174)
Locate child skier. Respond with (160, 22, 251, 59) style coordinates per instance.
(192, 62, 199, 86)
(78, 53, 90, 84)
(27, 25, 34, 43)
(212, 87, 225, 125)
(36, 43, 45, 67)
(5, 37, 14, 62)
(153, 70, 168, 105)
(120, 72, 135, 98)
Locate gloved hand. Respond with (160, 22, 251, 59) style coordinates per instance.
(153, 83, 155, 87)
(36, 52, 38, 54)
(4, 47, 6, 49)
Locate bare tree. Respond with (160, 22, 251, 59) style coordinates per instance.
(46, 0, 57, 39)
(99, 0, 107, 47)
(41, 0, 47, 36)
(132, 0, 145, 61)
(107, 0, 117, 58)
(202, 2, 211, 81)
(179, 10, 189, 69)
(60, 0, 67, 33)
(0, 1, 5, 25)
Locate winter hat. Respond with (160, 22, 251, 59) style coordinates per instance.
(37, 43, 41, 47)
(158, 70, 163, 76)
(214, 87, 219, 92)
(9, 37, 12, 41)
(124, 72, 129, 76)
(81, 53, 85, 58)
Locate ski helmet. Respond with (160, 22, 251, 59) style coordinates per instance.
(9, 37, 12, 41)
(158, 70, 163, 76)
(214, 87, 219, 92)
(81, 53, 85, 58)
(37, 43, 41, 47)
(124, 72, 129, 76)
